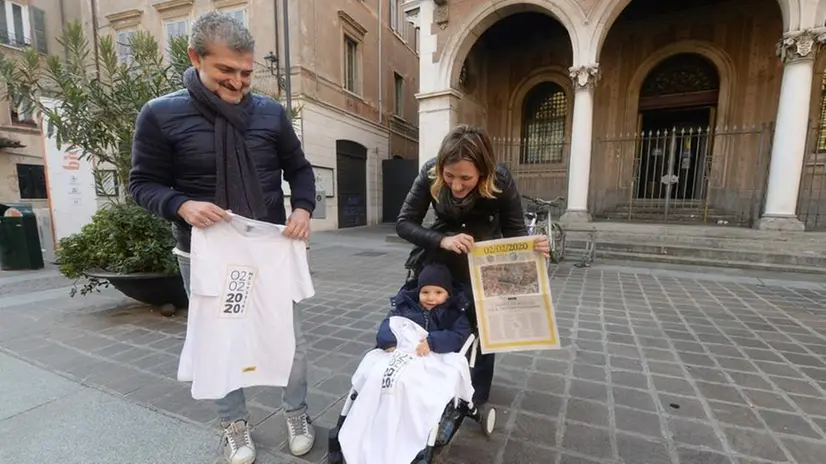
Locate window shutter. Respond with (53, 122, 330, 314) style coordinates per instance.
(0, 1, 7, 45)
(32, 6, 47, 54)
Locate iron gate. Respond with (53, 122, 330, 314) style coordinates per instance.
(592, 125, 773, 226)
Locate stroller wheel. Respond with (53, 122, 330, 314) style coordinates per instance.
(482, 406, 496, 437)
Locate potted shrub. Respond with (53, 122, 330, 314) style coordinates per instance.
(0, 23, 192, 315)
(0, 22, 295, 316)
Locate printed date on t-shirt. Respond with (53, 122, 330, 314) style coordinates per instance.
(381, 351, 413, 393)
(220, 265, 257, 318)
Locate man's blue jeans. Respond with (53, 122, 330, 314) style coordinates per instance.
(177, 254, 309, 422)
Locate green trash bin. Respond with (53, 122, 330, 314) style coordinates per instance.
(0, 203, 45, 270)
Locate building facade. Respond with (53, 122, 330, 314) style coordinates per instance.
(0, 0, 79, 208)
(87, 0, 421, 231)
(407, 0, 826, 231)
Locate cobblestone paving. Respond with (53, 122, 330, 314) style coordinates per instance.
(2, 231, 826, 464)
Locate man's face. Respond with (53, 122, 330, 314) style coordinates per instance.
(188, 42, 254, 104)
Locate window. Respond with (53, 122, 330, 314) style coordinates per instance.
(94, 169, 119, 197)
(223, 8, 246, 26)
(414, 27, 420, 54)
(389, 0, 398, 31)
(0, 1, 32, 48)
(521, 82, 568, 164)
(116, 29, 136, 64)
(394, 73, 403, 117)
(16, 164, 47, 199)
(164, 19, 188, 59)
(10, 92, 36, 126)
(344, 35, 358, 93)
(30, 6, 46, 53)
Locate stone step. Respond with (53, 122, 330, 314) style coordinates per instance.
(563, 230, 826, 253)
(561, 249, 826, 275)
(563, 240, 826, 268)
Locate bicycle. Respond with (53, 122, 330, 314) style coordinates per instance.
(522, 195, 566, 265)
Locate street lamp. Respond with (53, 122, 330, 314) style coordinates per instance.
(263, 51, 286, 92)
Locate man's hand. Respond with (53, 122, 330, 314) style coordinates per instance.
(440, 233, 475, 254)
(416, 339, 431, 357)
(177, 201, 230, 229)
(284, 208, 311, 240)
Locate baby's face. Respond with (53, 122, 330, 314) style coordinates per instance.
(419, 285, 449, 310)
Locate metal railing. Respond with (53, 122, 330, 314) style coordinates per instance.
(590, 125, 774, 227)
(491, 136, 569, 212)
(798, 124, 826, 231)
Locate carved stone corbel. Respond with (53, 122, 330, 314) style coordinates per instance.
(434, 0, 448, 28)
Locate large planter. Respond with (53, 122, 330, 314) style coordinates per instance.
(84, 271, 189, 317)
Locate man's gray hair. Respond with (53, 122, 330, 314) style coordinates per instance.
(189, 11, 255, 56)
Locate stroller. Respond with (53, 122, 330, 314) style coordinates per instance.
(327, 281, 497, 464)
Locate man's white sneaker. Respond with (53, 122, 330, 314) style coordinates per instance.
(286, 413, 315, 456)
(222, 420, 256, 464)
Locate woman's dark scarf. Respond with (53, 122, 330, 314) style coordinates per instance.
(439, 185, 479, 219)
(183, 66, 267, 220)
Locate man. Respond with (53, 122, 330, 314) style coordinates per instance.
(129, 12, 316, 464)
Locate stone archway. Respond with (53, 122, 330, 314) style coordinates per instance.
(585, 0, 797, 64)
(435, 0, 583, 92)
(623, 41, 736, 135)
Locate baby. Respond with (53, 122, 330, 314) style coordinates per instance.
(376, 263, 472, 356)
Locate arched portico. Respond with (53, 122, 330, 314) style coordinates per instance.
(585, 0, 798, 64)
(435, 0, 583, 92)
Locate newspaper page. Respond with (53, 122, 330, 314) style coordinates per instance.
(468, 236, 560, 354)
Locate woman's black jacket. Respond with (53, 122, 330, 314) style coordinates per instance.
(396, 157, 528, 283)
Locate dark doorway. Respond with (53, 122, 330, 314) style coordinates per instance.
(336, 140, 368, 228)
(382, 158, 418, 222)
(635, 53, 720, 202)
(637, 107, 713, 200)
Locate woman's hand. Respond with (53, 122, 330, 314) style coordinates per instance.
(440, 234, 475, 254)
(534, 236, 551, 259)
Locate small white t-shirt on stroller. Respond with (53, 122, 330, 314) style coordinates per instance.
(331, 316, 480, 464)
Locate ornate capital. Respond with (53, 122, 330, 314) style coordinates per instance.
(569, 64, 600, 90)
(777, 28, 826, 64)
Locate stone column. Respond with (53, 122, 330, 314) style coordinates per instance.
(416, 89, 462, 168)
(757, 29, 826, 231)
(561, 64, 600, 224)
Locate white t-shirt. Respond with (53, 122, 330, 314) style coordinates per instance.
(339, 316, 474, 464)
(177, 213, 315, 400)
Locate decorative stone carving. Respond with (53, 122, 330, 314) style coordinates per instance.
(404, 6, 420, 28)
(434, 4, 449, 28)
(777, 28, 826, 64)
(569, 64, 600, 90)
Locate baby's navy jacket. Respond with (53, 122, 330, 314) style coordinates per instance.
(375, 280, 472, 354)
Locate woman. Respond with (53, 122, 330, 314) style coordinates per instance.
(396, 124, 550, 409)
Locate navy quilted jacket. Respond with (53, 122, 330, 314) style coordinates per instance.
(376, 280, 472, 354)
(128, 89, 316, 252)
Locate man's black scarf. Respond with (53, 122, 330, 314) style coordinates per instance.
(183, 66, 267, 220)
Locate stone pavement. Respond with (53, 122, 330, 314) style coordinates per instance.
(2, 225, 826, 463)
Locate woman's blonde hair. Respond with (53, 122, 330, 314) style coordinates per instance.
(428, 124, 502, 201)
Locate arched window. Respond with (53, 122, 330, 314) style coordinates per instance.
(521, 82, 567, 164)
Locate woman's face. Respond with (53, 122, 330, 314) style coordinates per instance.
(442, 160, 480, 199)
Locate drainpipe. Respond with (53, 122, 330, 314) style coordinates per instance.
(282, 0, 292, 116)
(89, 0, 100, 79)
(58, 0, 67, 58)
(377, 0, 383, 124)
(274, 0, 281, 93)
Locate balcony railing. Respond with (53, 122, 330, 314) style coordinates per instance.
(0, 33, 32, 49)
